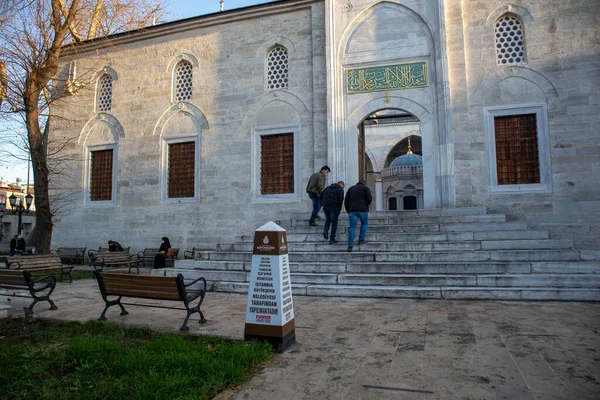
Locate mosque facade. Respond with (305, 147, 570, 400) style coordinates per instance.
(49, 0, 600, 250)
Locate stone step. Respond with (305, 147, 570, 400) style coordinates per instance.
(338, 274, 476, 286)
(207, 282, 600, 301)
(173, 260, 600, 276)
(480, 239, 573, 250)
(440, 287, 600, 301)
(338, 273, 600, 288)
(368, 222, 529, 233)
(244, 230, 550, 243)
(203, 250, 581, 263)
(476, 274, 600, 287)
(345, 262, 531, 274)
(290, 222, 531, 234)
(530, 261, 600, 274)
(288, 207, 488, 218)
(289, 214, 506, 227)
(217, 241, 483, 253)
(221, 239, 571, 252)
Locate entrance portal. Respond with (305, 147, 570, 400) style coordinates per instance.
(359, 109, 423, 210)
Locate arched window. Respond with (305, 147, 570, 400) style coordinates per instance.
(174, 61, 193, 101)
(495, 14, 526, 65)
(96, 74, 113, 112)
(267, 46, 288, 90)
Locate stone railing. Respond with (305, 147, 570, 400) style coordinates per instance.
(381, 165, 423, 178)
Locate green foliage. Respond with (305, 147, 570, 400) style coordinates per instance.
(0, 319, 272, 400)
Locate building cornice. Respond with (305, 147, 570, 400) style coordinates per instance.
(60, 0, 322, 57)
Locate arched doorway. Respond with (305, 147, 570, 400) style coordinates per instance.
(389, 197, 398, 210)
(358, 110, 423, 210)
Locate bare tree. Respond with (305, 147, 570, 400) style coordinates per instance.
(0, 0, 170, 253)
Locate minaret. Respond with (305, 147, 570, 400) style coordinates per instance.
(220, 0, 224, 11)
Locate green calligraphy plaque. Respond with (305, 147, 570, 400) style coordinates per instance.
(346, 62, 428, 94)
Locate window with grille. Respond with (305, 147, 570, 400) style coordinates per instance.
(175, 61, 193, 101)
(494, 114, 540, 185)
(168, 141, 195, 198)
(267, 46, 289, 90)
(90, 149, 113, 201)
(495, 15, 525, 65)
(260, 133, 294, 195)
(97, 74, 113, 112)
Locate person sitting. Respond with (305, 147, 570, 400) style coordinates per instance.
(9, 234, 26, 256)
(108, 240, 124, 252)
(153, 237, 172, 269)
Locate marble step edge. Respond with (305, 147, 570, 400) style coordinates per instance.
(238, 230, 551, 242)
(173, 260, 600, 274)
(217, 239, 573, 251)
(209, 282, 600, 301)
(286, 207, 488, 218)
(200, 249, 590, 262)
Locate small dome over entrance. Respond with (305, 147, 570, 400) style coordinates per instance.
(389, 137, 422, 167)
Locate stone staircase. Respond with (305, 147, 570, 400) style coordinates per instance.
(154, 207, 600, 301)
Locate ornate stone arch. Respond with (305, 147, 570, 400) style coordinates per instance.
(472, 66, 559, 105)
(257, 36, 296, 58)
(153, 102, 209, 136)
(78, 113, 124, 144)
(347, 96, 431, 127)
(486, 4, 533, 26)
(243, 91, 310, 133)
(338, 1, 435, 59)
(91, 66, 118, 83)
(365, 147, 379, 173)
(166, 53, 199, 73)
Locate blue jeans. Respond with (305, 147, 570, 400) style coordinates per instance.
(309, 192, 321, 223)
(348, 211, 368, 245)
(323, 207, 340, 240)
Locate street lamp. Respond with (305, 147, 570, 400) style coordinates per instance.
(8, 193, 33, 236)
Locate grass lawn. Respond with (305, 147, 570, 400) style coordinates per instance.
(0, 319, 272, 400)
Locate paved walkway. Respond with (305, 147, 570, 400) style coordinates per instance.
(2, 277, 599, 399)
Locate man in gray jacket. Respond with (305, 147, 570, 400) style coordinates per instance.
(306, 165, 330, 226)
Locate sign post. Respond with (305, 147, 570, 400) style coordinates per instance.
(244, 221, 295, 352)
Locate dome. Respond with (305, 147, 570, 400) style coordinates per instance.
(390, 152, 422, 167)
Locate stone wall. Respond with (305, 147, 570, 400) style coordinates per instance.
(50, 1, 327, 252)
(447, 0, 600, 248)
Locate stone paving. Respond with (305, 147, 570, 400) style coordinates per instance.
(2, 275, 599, 400)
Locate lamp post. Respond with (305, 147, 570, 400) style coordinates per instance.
(8, 193, 33, 236)
(0, 198, 4, 243)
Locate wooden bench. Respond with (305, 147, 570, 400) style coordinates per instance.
(4, 254, 74, 283)
(0, 269, 58, 316)
(137, 248, 180, 268)
(89, 251, 141, 274)
(53, 247, 87, 265)
(97, 246, 131, 254)
(95, 272, 207, 331)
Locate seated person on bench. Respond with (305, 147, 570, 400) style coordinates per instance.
(154, 236, 173, 269)
(9, 234, 26, 256)
(108, 240, 124, 252)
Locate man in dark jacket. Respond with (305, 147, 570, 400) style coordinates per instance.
(306, 165, 330, 226)
(320, 181, 345, 244)
(9, 234, 26, 256)
(344, 180, 372, 252)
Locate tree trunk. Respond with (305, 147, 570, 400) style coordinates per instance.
(25, 83, 53, 254)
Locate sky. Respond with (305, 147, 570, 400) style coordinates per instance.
(168, 1, 276, 19)
(0, 0, 276, 184)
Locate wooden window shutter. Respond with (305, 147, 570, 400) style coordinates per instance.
(90, 149, 113, 201)
(494, 114, 540, 185)
(261, 133, 294, 195)
(168, 142, 195, 198)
